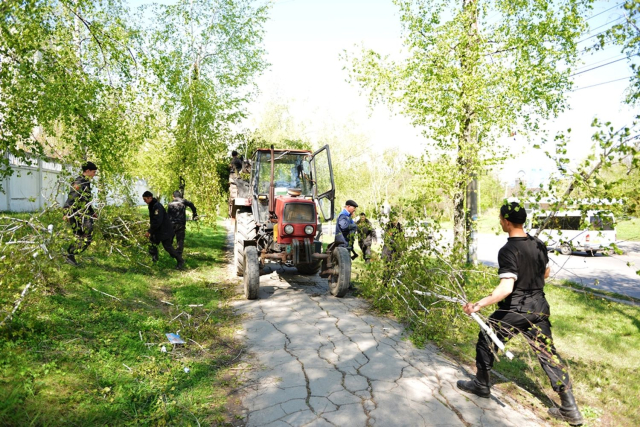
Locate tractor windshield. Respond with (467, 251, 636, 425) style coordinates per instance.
(256, 152, 313, 196)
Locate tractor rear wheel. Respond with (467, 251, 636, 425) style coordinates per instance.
(243, 246, 260, 300)
(235, 211, 256, 276)
(328, 247, 351, 297)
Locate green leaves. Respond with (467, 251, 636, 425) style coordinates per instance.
(0, 0, 145, 189)
(346, 0, 593, 259)
(135, 0, 269, 213)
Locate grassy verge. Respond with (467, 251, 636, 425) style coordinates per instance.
(425, 279, 640, 426)
(616, 217, 640, 241)
(0, 217, 242, 426)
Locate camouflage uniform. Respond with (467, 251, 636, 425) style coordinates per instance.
(63, 175, 95, 257)
(167, 196, 198, 257)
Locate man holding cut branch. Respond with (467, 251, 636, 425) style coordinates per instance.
(457, 201, 583, 426)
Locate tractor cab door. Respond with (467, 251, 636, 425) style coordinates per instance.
(308, 144, 336, 221)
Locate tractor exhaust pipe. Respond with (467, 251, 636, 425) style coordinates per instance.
(269, 144, 275, 216)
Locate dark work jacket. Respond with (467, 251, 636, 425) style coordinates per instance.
(63, 175, 94, 216)
(148, 198, 175, 242)
(167, 197, 198, 225)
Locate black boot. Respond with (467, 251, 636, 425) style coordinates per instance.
(457, 369, 491, 398)
(549, 390, 583, 426)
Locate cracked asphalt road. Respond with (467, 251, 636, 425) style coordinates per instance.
(228, 238, 546, 427)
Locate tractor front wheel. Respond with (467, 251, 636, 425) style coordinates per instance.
(328, 247, 351, 298)
(243, 246, 260, 300)
(235, 211, 256, 276)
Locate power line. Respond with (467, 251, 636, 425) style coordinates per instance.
(588, 15, 626, 33)
(573, 76, 632, 91)
(577, 15, 628, 44)
(574, 53, 627, 71)
(585, 2, 625, 21)
(570, 56, 629, 76)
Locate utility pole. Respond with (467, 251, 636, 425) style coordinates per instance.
(466, 175, 478, 265)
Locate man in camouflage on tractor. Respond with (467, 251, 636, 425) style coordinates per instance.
(167, 190, 198, 257)
(142, 191, 185, 270)
(335, 199, 359, 260)
(230, 150, 243, 175)
(356, 212, 376, 263)
(63, 161, 98, 266)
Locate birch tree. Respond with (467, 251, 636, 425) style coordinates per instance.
(0, 0, 141, 182)
(138, 0, 269, 213)
(346, 0, 592, 260)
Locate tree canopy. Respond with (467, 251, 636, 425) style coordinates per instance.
(346, 0, 593, 259)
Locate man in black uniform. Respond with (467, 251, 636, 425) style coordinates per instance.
(142, 191, 185, 270)
(356, 212, 375, 263)
(167, 190, 198, 257)
(230, 150, 243, 174)
(457, 201, 583, 426)
(63, 161, 98, 266)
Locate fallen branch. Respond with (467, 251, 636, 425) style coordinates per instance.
(413, 289, 514, 360)
(0, 282, 32, 327)
(188, 338, 205, 350)
(91, 287, 121, 302)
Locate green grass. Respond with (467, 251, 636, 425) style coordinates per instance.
(0, 216, 242, 426)
(616, 217, 640, 241)
(426, 209, 502, 234)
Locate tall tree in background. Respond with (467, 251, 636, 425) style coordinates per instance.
(0, 0, 140, 183)
(138, 0, 269, 213)
(346, 0, 592, 260)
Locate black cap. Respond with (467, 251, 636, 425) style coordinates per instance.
(232, 150, 238, 156)
(142, 191, 153, 198)
(500, 201, 527, 224)
(345, 199, 358, 208)
(360, 212, 366, 216)
(82, 161, 97, 171)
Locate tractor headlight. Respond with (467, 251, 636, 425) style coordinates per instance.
(304, 225, 314, 235)
(284, 224, 294, 234)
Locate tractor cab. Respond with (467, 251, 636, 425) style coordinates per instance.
(249, 147, 335, 225)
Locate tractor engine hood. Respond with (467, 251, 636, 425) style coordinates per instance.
(274, 197, 317, 244)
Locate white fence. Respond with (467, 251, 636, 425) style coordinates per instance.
(1, 153, 147, 212)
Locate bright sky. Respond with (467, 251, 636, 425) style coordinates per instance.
(129, 0, 638, 186)
(249, 0, 638, 186)
(247, 0, 423, 152)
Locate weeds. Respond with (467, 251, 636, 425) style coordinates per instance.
(0, 214, 242, 425)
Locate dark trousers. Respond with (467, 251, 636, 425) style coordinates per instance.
(475, 299, 571, 392)
(149, 236, 183, 263)
(173, 223, 186, 256)
(359, 239, 372, 261)
(68, 216, 94, 255)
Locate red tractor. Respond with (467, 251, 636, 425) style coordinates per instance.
(229, 145, 351, 299)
